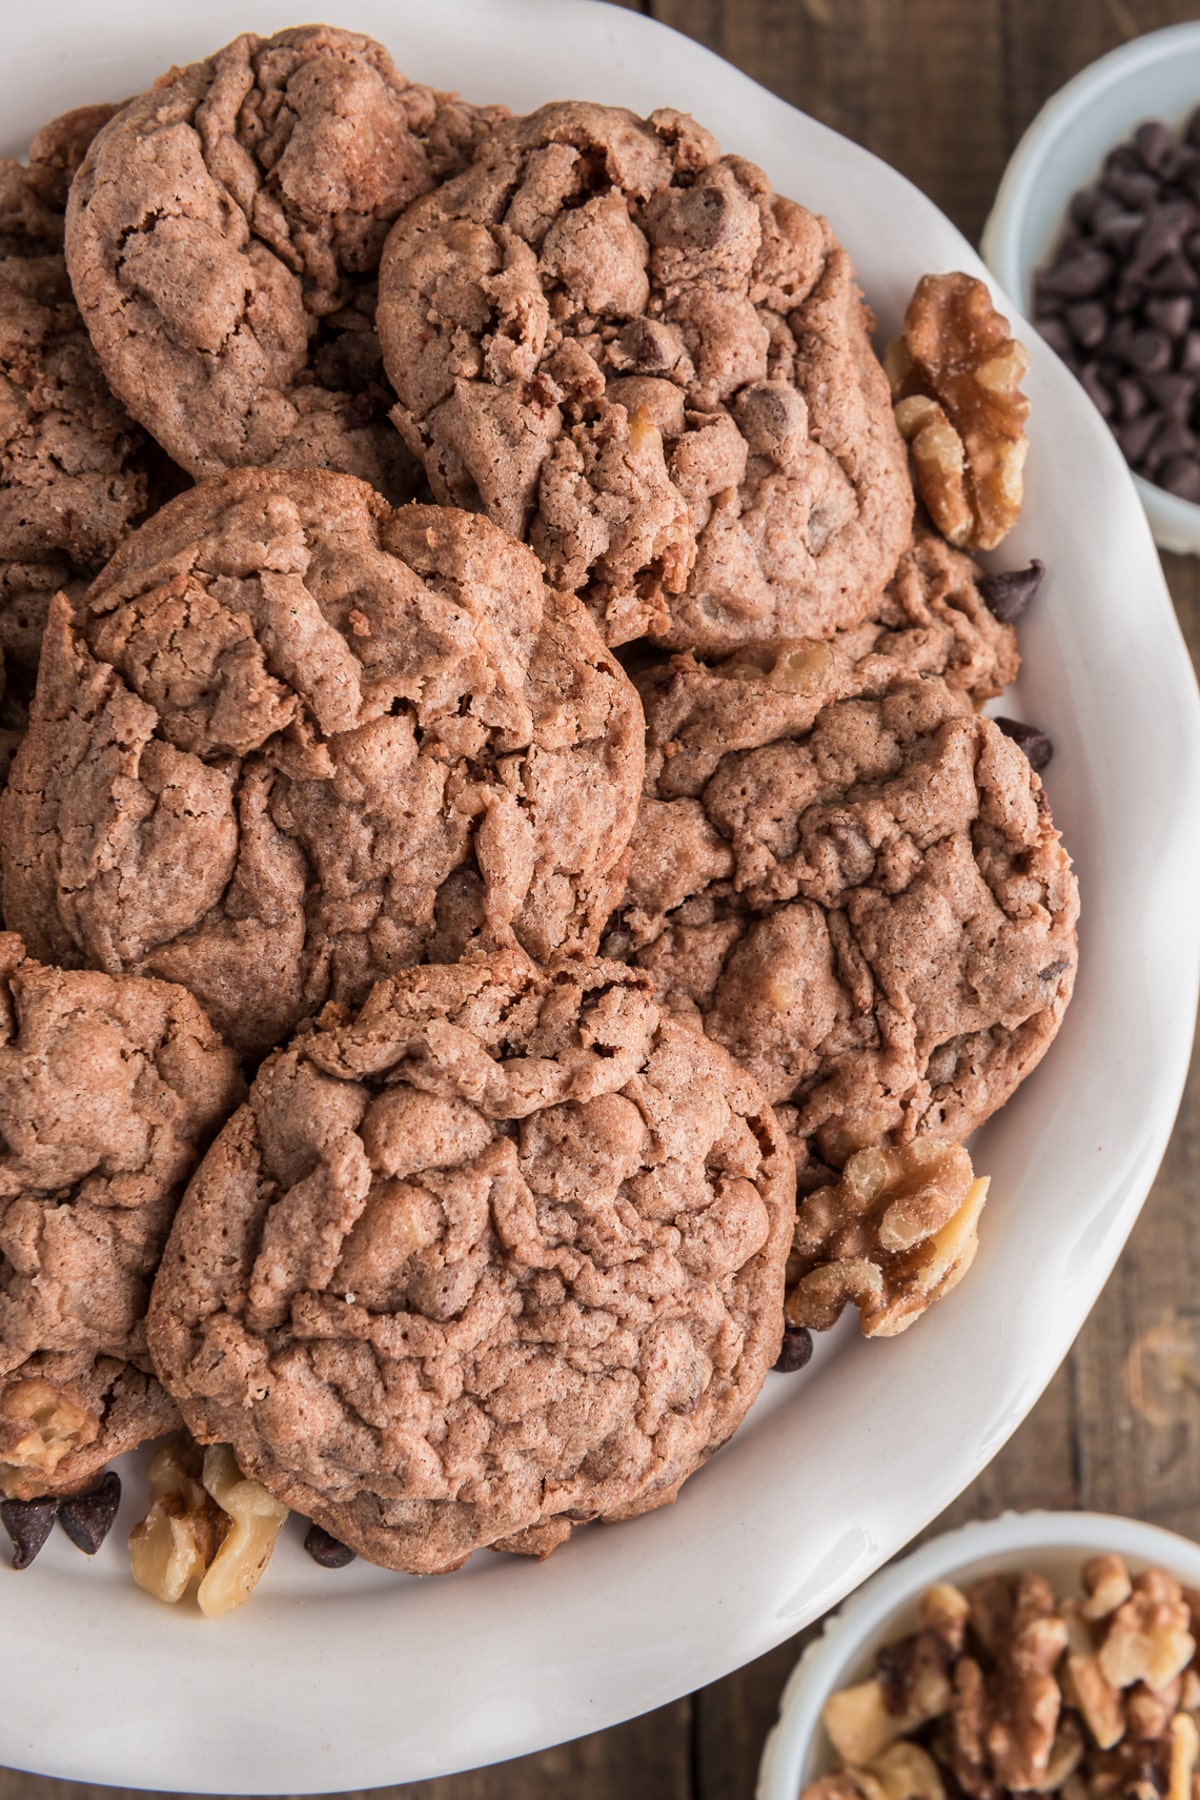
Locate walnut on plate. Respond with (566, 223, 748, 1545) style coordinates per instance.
(129, 1435, 288, 1617)
(785, 1139, 988, 1338)
(887, 273, 1030, 553)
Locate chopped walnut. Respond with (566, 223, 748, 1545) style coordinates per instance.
(1098, 1571, 1195, 1694)
(1082, 1556, 1134, 1623)
(786, 1141, 987, 1337)
(129, 1434, 288, 1616)
(1061, 1600, 1124, 1751)
(0, 1378, 99, 1493)
(888, 273, 1030, 552)
(824, 1612, 958, 1763)
(974, 1574, 1068, 1790)
(866, 1741, 946, 1800)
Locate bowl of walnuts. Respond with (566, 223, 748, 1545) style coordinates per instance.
(759, 1511, 1200, 1800)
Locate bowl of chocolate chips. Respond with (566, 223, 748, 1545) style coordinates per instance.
(983, 21, 1200, 554)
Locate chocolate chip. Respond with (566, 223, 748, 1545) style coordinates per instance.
(1104, 168, 1162, 209)
(995, 717, 1054, 772)
(1115, 375, 1149, 420)
(1, 1495, 58, 1570)
(1119, 410, 1164, 464)
(1162, 144, 1200, 183)
(1093, 204, 1146, 252)
(774, 1327, 814, 1373)
(978, 559, 1045, 624)
(1160, 456, 1200, 502)
(1038, 244, 1114, 299)
(303, 1522, 357, 1568)
(1078, 363, 1114, 417)
(1066, 300, 1109, 350)
(1143, 371, 1195, 413)
(1144, 294, 1193, 337)
(1148, 418, 1197, 464)
(1135, 120, 1176, 172)
(1039, 956, 1071, 982)
(1106, 144, 1144, 176)
(57, 1472, 121, 1556)
(1069, 187, 1103, 230)
(1147, 253, 1200, 293)
(1181, 330, 1200, 372)
(1127, 328, 1173, 372)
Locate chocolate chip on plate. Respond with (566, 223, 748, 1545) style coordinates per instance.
(58, 1473, 121, 1556)
(303, 1522, 357, 1569)
(995, 717, 1054, 773)
(774, 1327, 814, 1374)
(0, 1495, 59, 1570)
(978, 559, 1045, 623)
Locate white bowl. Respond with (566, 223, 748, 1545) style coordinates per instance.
(2, 3, 1200, 1794)
(758, 1511, 1200, 1800)
(982, 22, 1200, 556)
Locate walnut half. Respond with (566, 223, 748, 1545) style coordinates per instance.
(888, 273, 1030, 552)
(129, 1435, 288, 1617)
(786, 1140, 988, 1338)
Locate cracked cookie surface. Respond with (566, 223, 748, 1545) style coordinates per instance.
(0, 469, 645, 1055)
(65, 25, 505, 499)
(0, 932, 241, 1498)
(377, 99, 912, 651)
(616, 676, 1077, 1192)
(147, 951, 794, 1573)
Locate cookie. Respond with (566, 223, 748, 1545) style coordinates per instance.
(0, 104, 120, 258)
(627, 519, 1019, 815)
(0, 106, 158, 709)
(0, 470, 645, 1055)
(65, 26, 506, 498)
(377, 100, 912, 651)
(0, 932, 242, 1499)
(617, 676, 1078, 1191)
(147, 951, 794, 1573)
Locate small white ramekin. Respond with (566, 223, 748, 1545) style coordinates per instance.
(981, 22, 1200, 556)
(757, 1511, 1200, 1800)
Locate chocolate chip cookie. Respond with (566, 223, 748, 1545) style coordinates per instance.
(1, 106, 156, 714)
(66, 26, 505, 499)
(618, 676, 1078, 1191)
(0, 932, 241, 1499)
(147, 952, 794, 1573)
(0, 470, 645, 1055)
(377, 99, 912, 651)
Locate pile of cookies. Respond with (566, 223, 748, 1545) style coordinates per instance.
(0, 24, 1078, 1606)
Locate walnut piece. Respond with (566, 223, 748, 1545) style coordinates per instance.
(786, 1141, 987, 1337)
(129, 1435, 288, 1616)
(1082, 1555, 1134, 1623)
(888, 273, 1030, 552)
(0, 1377, 98, 1494)
(1061, 1599, 1124, 1751)
(1098, 1571, 1195, 1694)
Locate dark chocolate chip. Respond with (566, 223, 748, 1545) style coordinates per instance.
(1135, 120, 1175, 172)
(1115, 375, 1149, 420)
(1106, 168, 1164, 209)
(1144, 371, 1196, 413)
(774, 1327, 814, 1373)
(1038, 244, 1114, 299)
(995, 717, 1054, 772)
(1078, 362, 1114, 417)
(1036, 316, 1074, 360)
(1160, 143, 1200, 184)
(1068, 187, 1103, 230)
(1, 1495, 58, 1570)
(1093, 204, 1147, 252)
(1159, 456, 1200, 501)
(1181, 331, 1200, 372)
(57, 1473, 121, 1556)
(1119, 410, 1165, 463)
(978, 559, 1045, 624)
(1187, 107, 1200, 149)
(1148, 418, 1198, 465)
(1066, 300, 1109, 350)
(1144, 294, 1193, 337)
(1106, 143, 1145, 176)
(1147, 253, 1200, 292)
(1033, 272, 1069, 317)
(303, 1522, 357, 1568)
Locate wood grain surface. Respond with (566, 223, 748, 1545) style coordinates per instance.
(5, 2, 1200, 1796)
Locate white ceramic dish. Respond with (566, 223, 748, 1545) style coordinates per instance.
(982, 22, 1200, 557)
(757, 1510, 1200, 1800)
(3, 2, 1200, 1792)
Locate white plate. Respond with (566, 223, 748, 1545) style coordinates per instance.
(3, 2, 1200, 1792)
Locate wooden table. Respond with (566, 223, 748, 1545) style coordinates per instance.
(6, 1, 1200, 1796)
